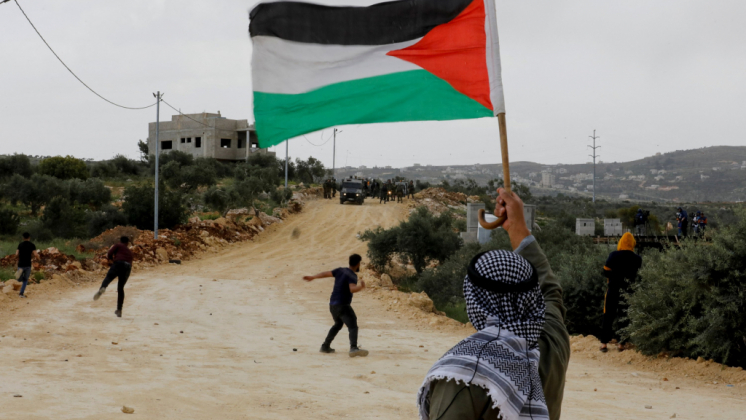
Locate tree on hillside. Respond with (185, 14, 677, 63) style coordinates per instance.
(67, 178, 112, 209)
(295, 157, 326, 184)
(0, 208, 21, 235)
(38, 156, 89, 180)
(160, 157, 218, 192)
(488, 178, 533, 202)
(137, 140, 149, 162)
(41, 196, 87, 238)
(3, 174, 64, 215)
(122, 184, 189, 230)
(0, 154, 33, 179)
(360, 207, 462, 274)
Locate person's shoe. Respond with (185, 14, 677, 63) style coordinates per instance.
(19, 294, 27, 299)
(349, 347, 369, 357)
(114, 310, 122, 318)
(319, 345, 336, 354)
(93, 287, 106, 301)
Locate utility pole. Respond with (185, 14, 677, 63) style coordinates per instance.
(333, 128, 337, 179)
(588, 129, 600, 203)
(284, 140, 289, 189)
(153, 91, 163, 239)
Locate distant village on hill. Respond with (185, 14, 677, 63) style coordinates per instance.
(334, 146, 746, 203)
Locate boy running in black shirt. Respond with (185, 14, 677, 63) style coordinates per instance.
(15, 232, 37, 298)
(303, 254, 369, 357)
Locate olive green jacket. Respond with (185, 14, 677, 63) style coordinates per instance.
(428, 237, 571, 420)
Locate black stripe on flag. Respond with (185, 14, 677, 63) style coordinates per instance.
(249, 0, 473, 45)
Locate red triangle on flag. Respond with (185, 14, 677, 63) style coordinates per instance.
(387, 0, 492, 110)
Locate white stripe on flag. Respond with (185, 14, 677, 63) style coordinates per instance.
(251, 36, 422, 95)
(484, 0, 505, 115)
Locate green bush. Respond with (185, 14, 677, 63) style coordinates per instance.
(90, 162, 119, 178)
(552, 246, 608, 336)
(202, 186, 230, 214)
(151, 150, 194, 169)
(67, 178, 111, 209)
(0, 208, 20, 235)
(122, 184, 189, 230)
(626, 209, 746, 367)
(3, 174, 65, 215)
(41, 197, 87, 238)
(0, 154, 33, 179)
(86, 205, 128, 238)
(294, 157, 326, 184)
(270, 187, 293, 205)
(454, 218, 467, 232)
(408, 229, 511, 317)
(38, 155, 89, 180)
(416, 242, 481, 307)
(111, 154, 141, 176)
(24, 220, 54, 241)
(161, 159, 217, 192)
(360, 206, 462, 274)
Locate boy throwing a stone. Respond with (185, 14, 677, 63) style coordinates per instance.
(303, 254, 369, 357)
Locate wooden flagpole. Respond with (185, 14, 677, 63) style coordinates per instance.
(478, 113, 510, 229)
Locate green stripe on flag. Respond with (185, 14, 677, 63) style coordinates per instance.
(253, 70, 492, 148)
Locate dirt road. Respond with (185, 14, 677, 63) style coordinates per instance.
(2, 199, 745, 419)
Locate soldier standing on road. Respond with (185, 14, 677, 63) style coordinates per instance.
(332, 178, 338, 198)
(396, 182, 405, 203)
(379, 181, 388, 204)
(408, 180, 415, 199)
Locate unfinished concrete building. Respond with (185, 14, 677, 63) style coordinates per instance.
(147, 112, 273, 162)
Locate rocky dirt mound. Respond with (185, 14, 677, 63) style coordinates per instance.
(1, 197, 308, 281)
(570, 334, 746, 386)
(408, 188, 481, 217)
(360, 268, 472, 331)
(0, 247, 89, 273)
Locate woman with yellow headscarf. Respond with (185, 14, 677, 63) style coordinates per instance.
(599, 232, 642, 352)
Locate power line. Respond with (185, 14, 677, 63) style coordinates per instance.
(303, 132, 334, 147)
(13, 0, 157, 110)
(161, 99, 212, 127)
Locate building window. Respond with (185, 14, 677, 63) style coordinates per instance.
(187, 138, 192, 143)
(237, 138, 245, 149)
(220, 139, 231, 148)
(162, 141, 173, 150)
(180, 138, 186, 144)
(195, 137, 201, 148)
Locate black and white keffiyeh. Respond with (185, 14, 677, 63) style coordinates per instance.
(418, 250, 548, 420)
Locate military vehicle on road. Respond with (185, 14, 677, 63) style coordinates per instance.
(339, 179, 365, 205)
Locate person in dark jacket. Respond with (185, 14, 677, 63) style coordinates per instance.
(15, 232, 38, 298)
(677, 207, 688, 237)
(379, 181, 389, 204)
(93, 236, 133, 317)
(421, 188, 570, 420)
(599, 232, 642, 352)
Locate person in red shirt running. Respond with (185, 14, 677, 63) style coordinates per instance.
(93, 236, 133, 318)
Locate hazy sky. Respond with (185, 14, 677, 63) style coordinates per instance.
(2, 0, 745, 169)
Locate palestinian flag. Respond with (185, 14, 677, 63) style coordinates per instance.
(249, 0, 505, 148)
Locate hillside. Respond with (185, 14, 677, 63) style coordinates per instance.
(334, 146, 746, 202)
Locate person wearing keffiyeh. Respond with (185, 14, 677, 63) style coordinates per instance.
(418, 189, 570, 420)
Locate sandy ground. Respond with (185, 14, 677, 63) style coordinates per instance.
(2, 198, 745, 419)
